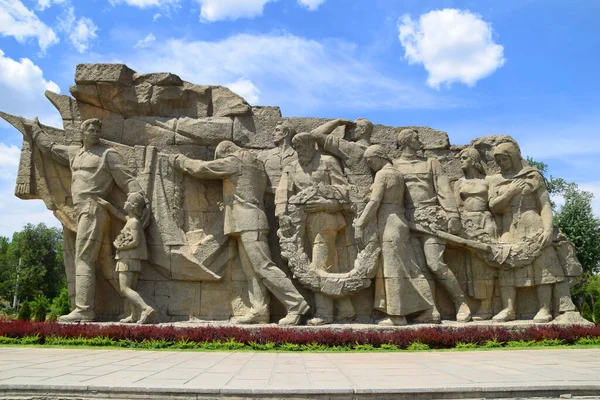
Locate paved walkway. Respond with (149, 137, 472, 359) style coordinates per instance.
(0, 347, 599, 399)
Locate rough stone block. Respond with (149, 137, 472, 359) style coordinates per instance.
(233, 106, 282, 149)
(75, 63, 135, 86)
(168, 282, 201, 316)
(70, 84, 102, 108)
(122, 117, 175, 147)
(175, 117, 232, 145)
(211, 86, 251, 117)
(133, 72, 183, 87)
(97, 82, 152, 116)
(150, 83, 210, 118)
(200, 281, 232, 320)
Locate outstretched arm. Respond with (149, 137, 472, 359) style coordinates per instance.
(311, 118, 354, 147)
(30, 117, 75, 166)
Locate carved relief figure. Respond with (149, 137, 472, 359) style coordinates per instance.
(488, 142, 578, 322)
(173, 141, 309, 325)
(259, 120, 298, 193)
(99, 192, 156, 324)
(30, 118, 144, 322)
(455, 148, 498, 320)
(311, 118, 374, 210)
(355, 145, 433, 325)
(277, 133, 355, 325)
(394, 128, 472, 323)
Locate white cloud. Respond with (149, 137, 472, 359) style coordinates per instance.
(0, 49, 61, 126)
(134, 33, 156, 49)
(226, 78, 259, 104)
(297, 0, 325, 11)
(36, 0, 67, 11)
(153, 12, 162, 21)
(195, 0, 275, 22)
(57, 7, 98, 53)
(0, 0, 59, 52)
(123, 33, 444, 114)
(109, 0, 180, 8)
(398, 9, 505, 89)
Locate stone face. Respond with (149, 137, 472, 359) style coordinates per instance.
(0, 62, 588, 327)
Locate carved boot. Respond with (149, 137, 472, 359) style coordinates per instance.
(455, 300, 472, 323)
(231, 312, 269, 324)
(137, 307, 157, 324)
(59, 309, 95, 323)
(378, 316, 407, 326)
(412, 307, 441, 324)
(278, 301, 310, 326)
(533, 308, 553, 323)
(492, 308, 515, 322)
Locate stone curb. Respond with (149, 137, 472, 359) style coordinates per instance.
(2, 383, 600, 399)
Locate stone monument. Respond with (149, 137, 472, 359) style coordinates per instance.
(0, 63, 588, 325)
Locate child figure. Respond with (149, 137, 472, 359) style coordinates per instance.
(101, 192, 156, 324)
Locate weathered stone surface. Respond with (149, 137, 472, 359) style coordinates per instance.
(133, 72, 183, 87)
(75, 63, 135, 86)
(70, 84, 103, 108)
(150, 83, 210, 118)
(1, 62, 588, 327)
(175, 117, 233, 145)
(211, 86, 251, 117)
(233, 106, 282, 148)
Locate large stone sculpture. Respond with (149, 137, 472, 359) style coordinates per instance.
(355, 145, 432, 325)
(487, 142, 579, 323)
(276, 133, 355, 325)
(454, 148, 498, 320)
(0, 63, 590, 326)
(173, 141, 309, 325)
(394, 129, 472, 323)
(30, 117, 145, 322)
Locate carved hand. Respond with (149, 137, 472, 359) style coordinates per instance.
(537, 229, 554, 249)
(304, 198, 336, 213)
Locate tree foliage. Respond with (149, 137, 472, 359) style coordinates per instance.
(0, 223, 65, 306)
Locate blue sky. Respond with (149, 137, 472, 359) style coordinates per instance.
(0, 0, 599, 238)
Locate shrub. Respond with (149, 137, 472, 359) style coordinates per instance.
(582, 302, 593, 321)
(17, 301, 32, 321)
(593, 301, 600, 324)
(32, 295, 50, 322)
(407, 341, 430, 351)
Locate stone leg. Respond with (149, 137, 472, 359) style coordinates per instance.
(238, 230, 307, 314)
(118, 271, 155, 324)
(60, 203, 109, 322)
(310, 293, 334, 325)
(554, 280, 577, 314)
(533, 284, 553, 323)
(493, 285, 516, 322)
(423, 235, 471, 322)
(236, 233, 270, 321)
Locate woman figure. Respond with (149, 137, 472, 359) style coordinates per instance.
(488, 142, 572, 323)
(454, 148, 498, 320)
(355, 145, 432, 325)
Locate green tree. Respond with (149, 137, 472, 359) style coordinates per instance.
(527, 157, 600, 274)
(554, 186, 600, 274)
(0, 223, 66, 305)
(17, 301, 32, 321)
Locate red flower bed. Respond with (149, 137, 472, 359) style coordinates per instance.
(1, 320, 599, 349)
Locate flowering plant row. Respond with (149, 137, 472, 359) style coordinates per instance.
(1, 320, 599, 350)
